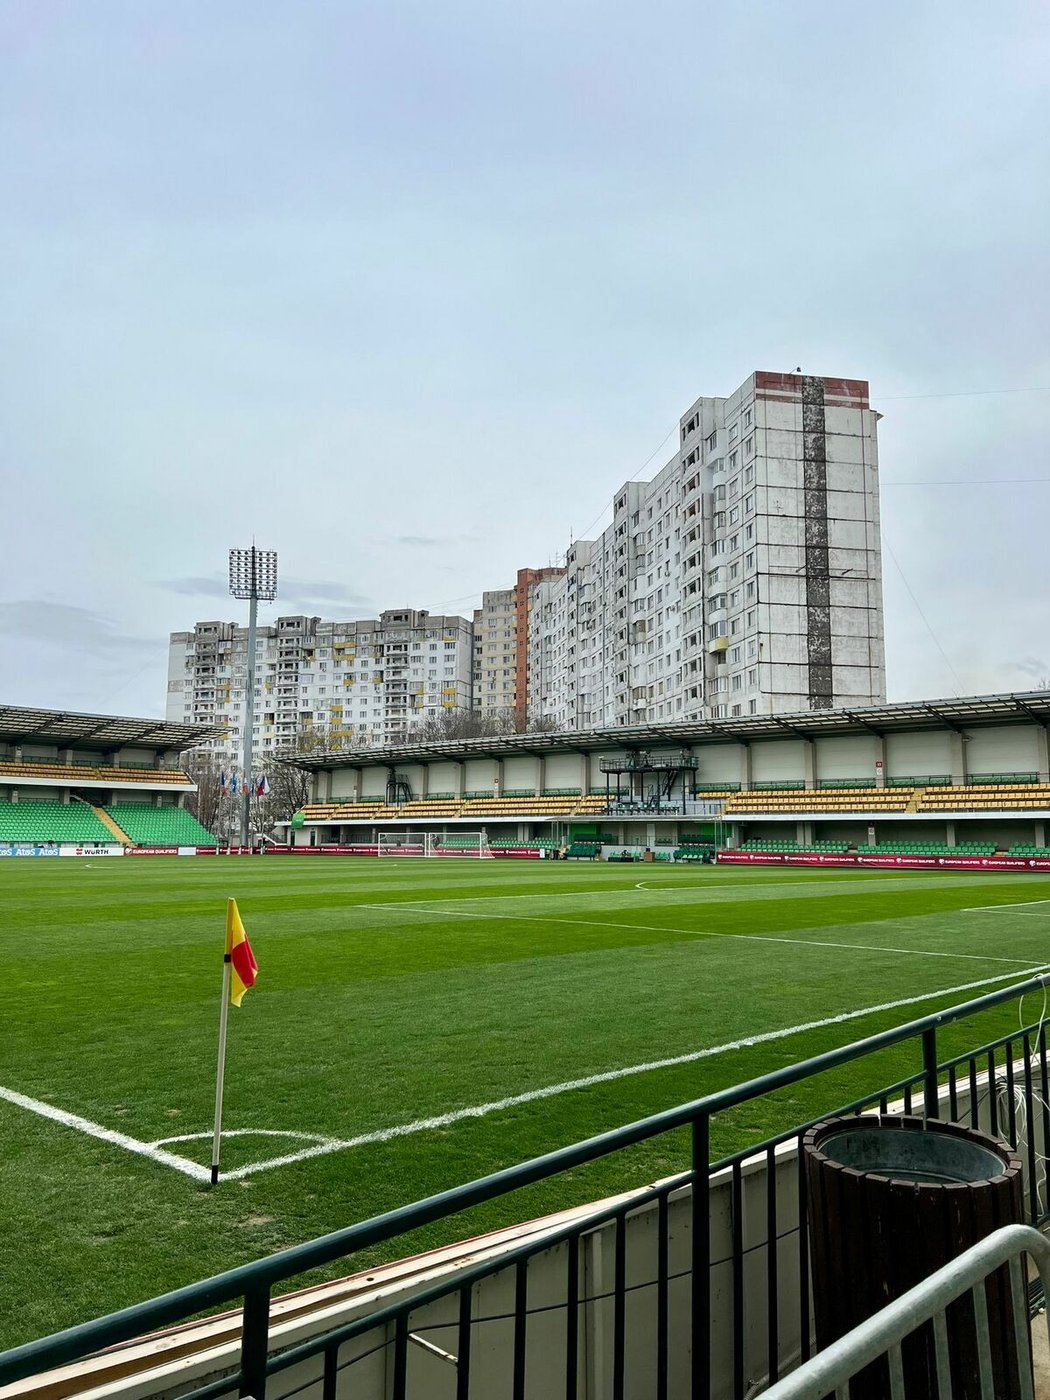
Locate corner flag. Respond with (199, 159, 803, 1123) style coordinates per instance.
(211, 898, 260, 1184)
(226, 898, 258, 1007)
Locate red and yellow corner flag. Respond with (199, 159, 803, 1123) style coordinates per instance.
(226, 898, 258, 1007)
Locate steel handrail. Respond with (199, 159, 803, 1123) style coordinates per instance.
(1, 970, 1047, 1389)
(761, 1223, 1050, 1399)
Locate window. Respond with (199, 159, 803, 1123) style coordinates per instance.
(745, 435, 754, 457)
(743, 408, 752, 428)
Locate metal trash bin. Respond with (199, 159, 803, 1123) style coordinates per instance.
(804, 1115, 1025, 1399)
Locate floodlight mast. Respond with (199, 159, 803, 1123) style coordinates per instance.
(229, 548, 278, 848)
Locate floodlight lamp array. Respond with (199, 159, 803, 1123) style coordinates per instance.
(228, 547, 278, 601)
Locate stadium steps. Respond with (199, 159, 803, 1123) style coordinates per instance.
(905, 788, 923, 812)
(92, 806, 134, 846)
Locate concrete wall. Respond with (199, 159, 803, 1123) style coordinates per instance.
(966, 726, 1040, 774)
(751, 740, 806, 783)
(814, 734, 878, 781)
(885, 729, 952, 777)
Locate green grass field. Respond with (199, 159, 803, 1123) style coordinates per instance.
(3, 856, 1050, 1350)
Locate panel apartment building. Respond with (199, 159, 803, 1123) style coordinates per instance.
(527, 371, 886, 728)
(472, 568, 566, 721)
(166, 609, 473, 760)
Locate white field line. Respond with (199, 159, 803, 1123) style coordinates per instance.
(3, 967, 1045, 1183)
(359, 902, 1035, 966)
(964, 900, 1050, 914)
(0, 1084, 210, 1182)
(219, 965, 1048, 1180)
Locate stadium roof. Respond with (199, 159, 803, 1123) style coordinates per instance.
(0, 705, 220, 751)
(295, 690, 1050, 769)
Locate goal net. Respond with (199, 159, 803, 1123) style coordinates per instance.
(377, 830, 495, 858)
(426, 830, 494, 858)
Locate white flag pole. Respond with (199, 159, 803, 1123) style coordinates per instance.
(210, 944, 233, 1186)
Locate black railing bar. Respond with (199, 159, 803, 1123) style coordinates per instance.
(271, 1258, 708, 1389)
(709, 1072, 923, 1175)
(4, 971, 1046, 1389)
(171, 1373, 242, 1400)
(938, 1022, 1047, 1072)
(259, 1184, 692, 1380)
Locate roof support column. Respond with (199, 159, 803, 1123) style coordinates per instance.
(536, 755, 546, 795)
(419, 762, 430, 799)
(580, 752, 592, 795)
(803, 739, 816, 790)
(739, 742, 751, 791)
(454, 761, 465, 800)
(1036, 728, 1050, 784)
(874, 735, 886, 787)
(493, 758, 504, 798)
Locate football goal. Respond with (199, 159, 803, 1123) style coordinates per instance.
(376, 830, 494, 858)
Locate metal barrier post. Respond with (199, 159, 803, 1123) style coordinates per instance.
(240, 1285, 271, 1399)
(922, 1027, 940, 1119)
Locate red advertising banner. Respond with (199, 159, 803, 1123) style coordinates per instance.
(717, 851, 1050, 872)
(262, 845, 542, 859)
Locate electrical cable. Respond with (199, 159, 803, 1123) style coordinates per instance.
(881, 531, 964, 697)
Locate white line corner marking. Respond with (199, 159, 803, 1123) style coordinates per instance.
(0, 965, 1043, 1183)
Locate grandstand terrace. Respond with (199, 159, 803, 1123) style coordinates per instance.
(0, 705, 220, 853)
(286, 690, 1050, 862)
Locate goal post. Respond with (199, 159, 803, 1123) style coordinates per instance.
(376, 831, 426, 857)
(425, 830, 495, 859)
(376, 830, 495, 858)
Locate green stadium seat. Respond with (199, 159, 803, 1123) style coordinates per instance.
(105, 806, 219, 847)
(0, 801, 113, 844)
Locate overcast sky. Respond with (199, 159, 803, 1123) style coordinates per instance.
(2, 1, 1048, 720)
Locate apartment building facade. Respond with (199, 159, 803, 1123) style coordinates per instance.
(472, 567, 566, 721)
(166, 609, 473, 759)
(527, 371, 885, 727)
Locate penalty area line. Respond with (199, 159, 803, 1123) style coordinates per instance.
(222, 964, 1046, 1180)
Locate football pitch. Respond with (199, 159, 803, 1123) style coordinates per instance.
(3, 857, 1050, 1350)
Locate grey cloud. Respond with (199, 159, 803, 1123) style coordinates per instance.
(394, 535, 442, 548)
(161, 576, 230, 598)
(1011, 657, 1049, 682)
(159, 576, 371, 607)
(0, 601, 154, 653)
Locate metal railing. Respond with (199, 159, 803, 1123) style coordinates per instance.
(3, 973, 1050, 1399)
(761, 1223, 1050, 1399)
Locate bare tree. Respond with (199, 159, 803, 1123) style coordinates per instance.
(256, 724, 357, 829)
(179, 749, 225, 833)
(410, 707, 559, 743)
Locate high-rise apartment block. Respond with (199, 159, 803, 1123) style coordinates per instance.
(166, 609, 473, 758)
(167, 371, 885, 747)
(472, 567, 566, 719)
(526, 371, 885, 727)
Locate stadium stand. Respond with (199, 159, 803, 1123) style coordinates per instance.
(739, 839, 850, 854)
(0, 760, 190, 786)
(0, 801, 115, 844)
(915, 783, 1050, 811)
(105, 806, 220, 848)
(723, 787, 915, 814)
(871, 841, 997, 856)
